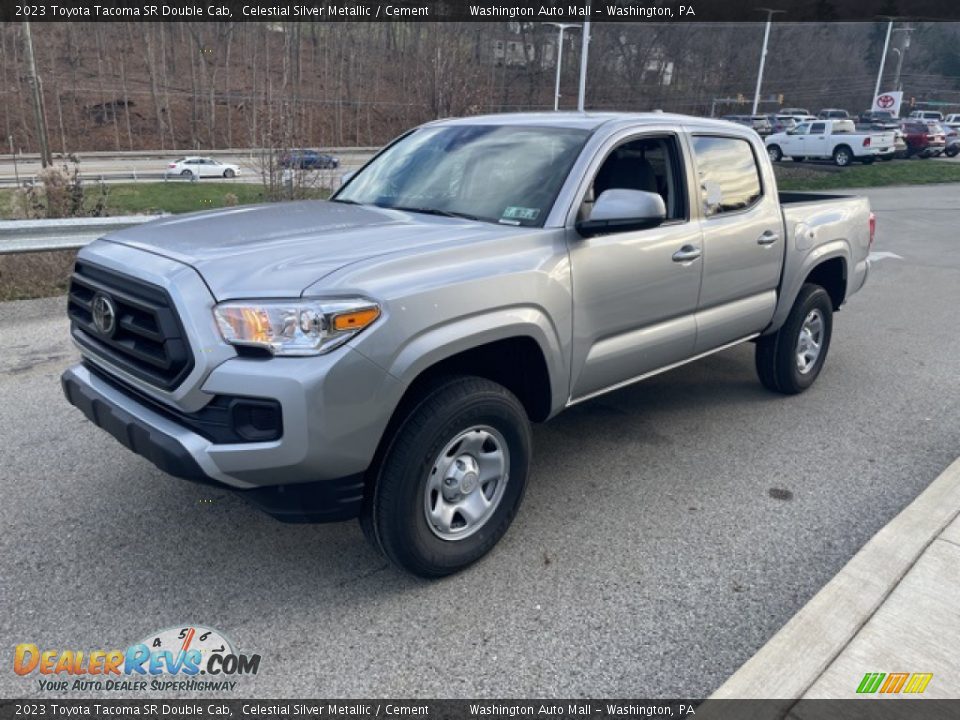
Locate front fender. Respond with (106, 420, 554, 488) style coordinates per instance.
(382, 306, 568, 418)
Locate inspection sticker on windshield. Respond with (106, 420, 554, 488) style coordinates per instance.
(501, 206, 540, 222)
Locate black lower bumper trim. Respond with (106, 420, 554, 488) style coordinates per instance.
(62, 369, 212, 484)
(61, 367, 365, 523)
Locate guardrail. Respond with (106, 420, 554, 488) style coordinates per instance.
(0, 216, 162, 254)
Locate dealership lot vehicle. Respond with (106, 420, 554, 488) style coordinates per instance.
(780, 107, 810, 116)
(765, 119, 895, 165)
(944, 113, 960, 129)
(899, 121, 947, 158)
(166, 157, 241, 178)
(817, 108, 851, 120)
(721, 115, 773, 135)
(61, 113, 872, 577)
(908, 110, 944, 124)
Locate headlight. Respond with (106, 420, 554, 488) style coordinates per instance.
(214, 298, 380, 356)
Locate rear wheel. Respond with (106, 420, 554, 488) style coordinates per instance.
(180, 169, 192, 177)
(361, 375, 532, 578)
(755, 284, 833, 395)
(767, 145, 783, 162)
(790, 156, 805, 162)
(832, 146, 853, 167)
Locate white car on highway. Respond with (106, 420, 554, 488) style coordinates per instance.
(167, 157, 240, 179)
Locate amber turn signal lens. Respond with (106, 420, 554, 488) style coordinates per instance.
(332, 307, 380, 332)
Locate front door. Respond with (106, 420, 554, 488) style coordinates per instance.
(567, 132, 703, 402)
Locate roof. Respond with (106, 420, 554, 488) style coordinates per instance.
(427, 111, 745, 134)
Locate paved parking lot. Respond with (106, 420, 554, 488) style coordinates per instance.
(1, 185, 958, 699)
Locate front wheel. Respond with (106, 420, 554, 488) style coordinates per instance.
(767, 145, 783, 162)
(361, 375, 532, 578)
(223, 168, 236, 178)
(946, 145, 960, 158)
(755, 284, 834, 395)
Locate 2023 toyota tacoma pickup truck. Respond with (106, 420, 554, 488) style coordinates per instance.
(62, 113, 873, 576)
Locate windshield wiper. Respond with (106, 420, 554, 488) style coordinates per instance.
(331, 198, 364, 206)
(387, 205, 482, 222)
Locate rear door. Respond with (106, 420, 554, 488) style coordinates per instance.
(690, 134, 783, 353)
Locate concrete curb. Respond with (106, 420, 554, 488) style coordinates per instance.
(710, 455, 960, 701)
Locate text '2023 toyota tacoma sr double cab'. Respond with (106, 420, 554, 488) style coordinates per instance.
(62, 113, 873, 576)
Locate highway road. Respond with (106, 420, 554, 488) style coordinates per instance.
(0, 185, 958, 698)
(0, 149, 376, 186)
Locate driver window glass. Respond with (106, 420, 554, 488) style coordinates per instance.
(582, 135, 686, 223)
(810, 122, 826, 134)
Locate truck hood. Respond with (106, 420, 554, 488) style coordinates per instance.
(102, 200, 503, 300)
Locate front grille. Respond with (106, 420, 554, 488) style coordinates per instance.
(68, 261, 195, 390)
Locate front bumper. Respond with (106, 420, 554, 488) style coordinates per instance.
(62, 345, 403, 521)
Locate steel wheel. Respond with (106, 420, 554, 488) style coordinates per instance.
(424, 425, 509, 541)
(796, 309, 824, 374)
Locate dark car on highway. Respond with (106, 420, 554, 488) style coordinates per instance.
(280, 149, 340, 170)
(899, 122, 946, 158)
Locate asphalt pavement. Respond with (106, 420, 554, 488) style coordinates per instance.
(0, 185, 958, 699)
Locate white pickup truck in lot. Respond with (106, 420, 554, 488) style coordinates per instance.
(765, 119, 896, 165)
(62, 113, 874, 576)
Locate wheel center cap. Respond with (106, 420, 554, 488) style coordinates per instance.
(460, 472, 478, 494)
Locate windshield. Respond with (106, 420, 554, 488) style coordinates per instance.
(334, 125, 590, 226)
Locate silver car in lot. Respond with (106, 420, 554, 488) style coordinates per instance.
(63, 113, 873, 576)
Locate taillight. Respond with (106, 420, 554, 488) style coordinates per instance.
(869, 212, 876, 248)
(168, 163, 176, 168)
(863, 137, 871, 147)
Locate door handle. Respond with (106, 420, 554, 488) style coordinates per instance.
(757, 231, 779, 245)
(672, 245, 702, 262)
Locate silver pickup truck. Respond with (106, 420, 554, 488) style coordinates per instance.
(62, 113, 873, 576)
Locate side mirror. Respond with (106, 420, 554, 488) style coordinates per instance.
(576, 189, 666, 237)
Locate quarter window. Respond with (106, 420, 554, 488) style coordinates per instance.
(692, 136, 762, 217)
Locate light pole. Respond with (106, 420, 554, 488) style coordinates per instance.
(545, 22, 580, 111)
(873, 20, 894, 103)
(751, 8, 784, 116)
(892, 27, 912, 92)
(577, 19, 591, 112)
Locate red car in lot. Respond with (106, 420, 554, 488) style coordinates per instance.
(899, 121, 946, 158)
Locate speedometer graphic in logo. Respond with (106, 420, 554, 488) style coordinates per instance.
(139, 625, 234, 669)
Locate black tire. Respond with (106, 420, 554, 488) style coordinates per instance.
(832, 145, 853, 167)
(755, 284, 833, 395)
(790, 156, 805, 162)
(946, 146, 960, 158)
(361, 375, 532, 578)
(767, 145, 783, 162)
(223, 168, 235, 178)
(880, 153, 895, 162)
(180, 169, 192, 177)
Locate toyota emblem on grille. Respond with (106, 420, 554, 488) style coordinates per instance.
(91, 293, 117, 336)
